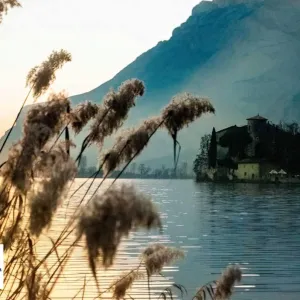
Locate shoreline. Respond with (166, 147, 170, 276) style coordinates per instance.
(196, 178, 300, 185)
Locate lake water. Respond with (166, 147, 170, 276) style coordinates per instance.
(40, 179, 300, 299)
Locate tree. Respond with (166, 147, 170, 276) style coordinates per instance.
(219, 126, 252, 159)
(130, 162, 137, 174)
(178, 162, 188, 178)
(208, 127, 217, 168)
(79, 155, 87, 176)
(193, 134, 211, 177)
(153, 168, 162, 178)
(87, 166, 97, 176)
(138, 164, 151, 176)
(161, 165, 170, 178)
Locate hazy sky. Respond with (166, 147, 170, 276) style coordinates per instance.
(0, 0, 203, 135)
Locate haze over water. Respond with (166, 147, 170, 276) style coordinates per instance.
(38, 179, 300, 299)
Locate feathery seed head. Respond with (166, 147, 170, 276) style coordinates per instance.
(142, 244, 184, 276)
(215, 265, 242, 300)
(0, 142, 33, 192)
(4, 92, 70, 192)
(112, 270, 144, 299)
(89, 79, 145, 146)
(25, 92, 69, 138)
(77, 184, 161, 276)
(69, 101, 99, 134)
(102, 116, 162, 175)
(26, 49, 71, 98)
(0, 186, 10, 217)
(101, 149, 121, 176)
(29, 147, 77, 236)
(162, 93, 215, 136)
(104, 79, 145, 112)
(142, 244, 166, 258)
(0, 0, 21, 23)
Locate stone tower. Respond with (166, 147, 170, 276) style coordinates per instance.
(246, 114, 268, 157)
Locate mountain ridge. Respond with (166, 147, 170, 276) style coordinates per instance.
(2, 0, 300, 168)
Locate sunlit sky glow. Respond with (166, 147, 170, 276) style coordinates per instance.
(0, 0, 205, 135)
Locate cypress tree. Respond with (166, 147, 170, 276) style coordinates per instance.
(208, 127, 217, 168)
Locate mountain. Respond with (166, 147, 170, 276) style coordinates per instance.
(2, 0, 300, 168)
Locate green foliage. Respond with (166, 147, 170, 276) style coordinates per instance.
(259, 121, 300, 173)
(193, 134, 211, 178)
(208, 127, 217, 168)
(219, 126, 252, 158)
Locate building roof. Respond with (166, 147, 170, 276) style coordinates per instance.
(247, 114, 268, 121)
(216, 125, 237, 134)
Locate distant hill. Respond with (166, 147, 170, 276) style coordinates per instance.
(2, 0, 300, 168)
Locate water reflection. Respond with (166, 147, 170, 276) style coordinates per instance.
(178, 182, 300, 300)
(34, 179, 300, 299)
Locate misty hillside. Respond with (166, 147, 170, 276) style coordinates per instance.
(2, 0, 300, 168)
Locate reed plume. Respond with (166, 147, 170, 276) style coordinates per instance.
(26, 49, 72, 98)
(142, 244, 184, 276)
(0, 50, 71, 155)
(0, 142, 21, 183)
(68, 101, 99, 134)
(1, 92, 70, 193)
(1, 218, 22, 250)
(77, 184, 161, 282)
(161, 93, 215, 168)
(0, 0, 21, 23)
(214, 265, 242, 300)
(75, 79, 145, 166)
(162, 93, 215, 135)
(102, 116, 162, 175)
(0, 185, 10, 217)
(112, 270, 145, 299)
(142, 243, 166, 257)
(88, 79, 145, 146)
(29, 145, 77, 237)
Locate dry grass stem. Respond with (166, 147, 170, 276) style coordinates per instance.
(26, 272, 49, 300)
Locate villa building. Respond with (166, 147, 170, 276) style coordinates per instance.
(215, 114, 280, 181)
(235, 158, 278, 181)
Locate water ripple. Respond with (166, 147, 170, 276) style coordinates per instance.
(16, 179, 300, 299)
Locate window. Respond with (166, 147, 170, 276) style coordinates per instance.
(252, 174, 255, 179)
(244, 172, 247, 176)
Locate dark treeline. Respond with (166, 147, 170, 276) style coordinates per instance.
(193, 121, 300, 179)
(254, 121, 300, 174)
(78, 156, 192, 179)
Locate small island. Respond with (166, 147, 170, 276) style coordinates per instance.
(194, 115, 300, 184)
